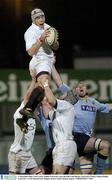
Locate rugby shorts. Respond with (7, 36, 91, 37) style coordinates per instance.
(53, 140, 77, 167)
(8, 150, 37, 174)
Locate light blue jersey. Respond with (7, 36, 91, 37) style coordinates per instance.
(37, 108, 55, 149)
(73, 97, 110, 136)
(58, 83, 110, 136)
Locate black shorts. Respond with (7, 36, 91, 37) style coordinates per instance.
(73, 132, 96, 157)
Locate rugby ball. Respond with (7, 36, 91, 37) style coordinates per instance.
(45, 27, 58, 46)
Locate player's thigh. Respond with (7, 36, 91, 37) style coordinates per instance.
(37, 73, 50, 87)
(84, 137, 96, 151)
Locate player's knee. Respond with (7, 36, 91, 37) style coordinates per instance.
(80, 163, 93, 174)
(99, 140, 111, 154)
(95, 138, 111, 157)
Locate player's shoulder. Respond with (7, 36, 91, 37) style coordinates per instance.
(87, 96, 96, 102)
(44, 23, 50, 29)
(87, 96, 99, 105)
(24, 24, 36, 36)
(88, 96, 95, 101)
(57, 99, 73, 108)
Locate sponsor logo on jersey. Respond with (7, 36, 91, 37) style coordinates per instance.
(81, 105, 96, 112)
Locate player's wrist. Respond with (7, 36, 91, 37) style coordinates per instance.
(38, 37, 44, 43)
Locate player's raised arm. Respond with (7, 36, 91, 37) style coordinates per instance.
(43, 80, 56, 107)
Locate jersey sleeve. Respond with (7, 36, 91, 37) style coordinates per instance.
(56, 99, 73, 112)
(24, 30, 38, 50)
(95, 99, 110, 113)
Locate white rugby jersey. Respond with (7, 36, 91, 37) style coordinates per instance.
(9, 102, 36, 153)
(48, 99, 75, 144)
(24, 23, 55, 60)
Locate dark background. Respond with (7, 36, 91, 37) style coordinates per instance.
(0, 0, 111, 69)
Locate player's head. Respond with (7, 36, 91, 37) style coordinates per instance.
(31, 8, 45, 26)
(75, 81, 88, 97)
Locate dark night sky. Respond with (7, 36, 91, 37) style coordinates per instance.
(0, 0, 112, 69)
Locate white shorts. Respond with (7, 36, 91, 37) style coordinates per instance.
(29, 56, 55, 75)
(52, 140, 77, 167)
(8, 150, 38, 174)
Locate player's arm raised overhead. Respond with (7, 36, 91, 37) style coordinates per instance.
(51, 65, 62, 87)
(43, 80, 56, 107)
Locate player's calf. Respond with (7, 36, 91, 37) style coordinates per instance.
(20, 86, 45, 119)
(95, 139, 111, 174)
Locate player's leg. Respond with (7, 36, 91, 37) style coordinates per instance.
(20, 60, 51, 119)
(27, 166, 45, 174)
(73, 133, 96, 174)
(21, 73, 50, 116)
(84, 137, 111, 174)
(52, 164, 70, 174)
(52, 141, 77, 174)
(79, 154, 94, 174)
(40, 148, 53, 174)
(95, 139, 111, 174)
(26, 154, 44, 174)
(37, 73, 51, 87)
(68, 161, 75, 174)
(20, 85, 45, 119)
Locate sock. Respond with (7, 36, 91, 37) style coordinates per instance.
(95, 153, 108, 174)
(25, 87, 44, 111)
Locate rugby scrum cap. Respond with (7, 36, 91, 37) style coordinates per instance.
(31, 8, 44, 22)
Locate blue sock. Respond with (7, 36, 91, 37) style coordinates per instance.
(95, 153, 107, 174)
